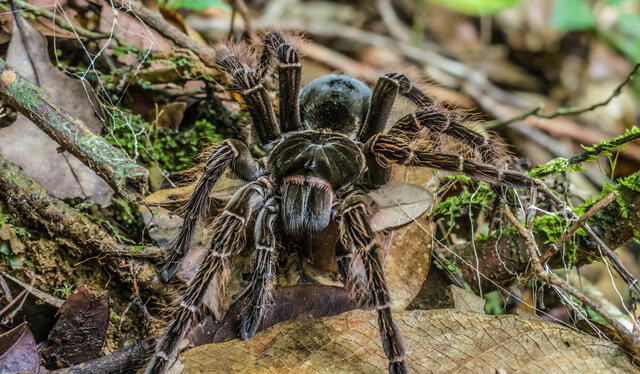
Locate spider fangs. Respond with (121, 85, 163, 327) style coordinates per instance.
(145, 32, 535, 374)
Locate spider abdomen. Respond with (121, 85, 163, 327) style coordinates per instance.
(269, 132, 365, 234)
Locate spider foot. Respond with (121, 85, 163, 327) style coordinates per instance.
(159, 263, 179, 283)
(143, 353, 169, 374)
(389, 360, 409, 374)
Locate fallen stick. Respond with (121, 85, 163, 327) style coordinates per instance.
(0, 59, 148, 202)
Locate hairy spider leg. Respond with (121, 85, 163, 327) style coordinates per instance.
(240, 196, 280, 340)
(335, 239, 367, 300)
(159, 139, 262, 282)
(385, 72, 434, 107)
(339, 192, 408, 374)
(260, 32, 302, 133)
(389, 109, 497, 164)
(146, 179, 271, 374)
(384, 73, 499, 164)
(217, 45, 280, 145)
(369, 134, 534, 188)
(358, 75, 400, 142)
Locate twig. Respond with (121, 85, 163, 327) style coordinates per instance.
(230, 0, 257, 42)
(111, 0, 217, 67)
(0, 289, 28, 319)
(0, 60, 148, 201)
(488, 63, 640, 128)
(0, 272, 64, 308)
(503, 207, 640, 358)
(530, 127, 640, 178)
(299, 41, 383, 82)
(377, 0, 411, 43)
(556, 190, 619, 246)
(13, 0, 133, 48)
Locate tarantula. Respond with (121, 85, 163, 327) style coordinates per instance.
(145, 32, 535, 374)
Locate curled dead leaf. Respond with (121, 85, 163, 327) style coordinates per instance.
(179, 309, 640, 374)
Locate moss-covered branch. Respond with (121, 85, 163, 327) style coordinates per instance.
(0, 59, 148, 202)
(437, 173, 640, 293)
(0, 155, 159, 295)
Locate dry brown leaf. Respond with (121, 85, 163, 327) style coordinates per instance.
(450, 284, 486, 313)
(178, 309, 640, 374)
(42, 286, 109, 368)
(0, 322, 39, 374)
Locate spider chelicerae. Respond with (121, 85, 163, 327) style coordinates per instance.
(145, 32, 535, 374)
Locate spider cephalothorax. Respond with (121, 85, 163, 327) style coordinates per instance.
(146, 32, 535, 374)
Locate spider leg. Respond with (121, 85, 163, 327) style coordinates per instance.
(384, 72, 433, 107)
(369, 134, 534, 188)
(358, 76, 399, 142)
(217, 46, 281, 145)
(240, 196, 280, 340)
(336, 239, 368, 300)
(382, 73, 503, 164)
(146, 179, 271, 374)
(339, 192, 408, 374)
(260, 32, 302, 133)
(388, 109, 495, 163)
(159, 139, 262, 282)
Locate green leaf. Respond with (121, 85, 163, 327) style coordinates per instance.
(425, 0, 521, 15)
(550, 0, 595, 31)
(0, 242, 10, 256)
(619, 14, 640, 38)
(7, 255, 23, 270)
(170, 0, 230, 11)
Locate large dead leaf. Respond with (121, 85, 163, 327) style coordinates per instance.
(0, 323, 39, 374)
(42, 286, 109, 368)
(0, 16, 112, 205)
(178, 309, 640, 374)
(370, 181, 433, 231)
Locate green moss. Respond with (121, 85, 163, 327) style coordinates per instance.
(433, 180, 496, 222)
(618, 171, 640, 193)
(528, 157, 585, 178)
(105, 111, 224, 175)
(530, 126, 640, 178)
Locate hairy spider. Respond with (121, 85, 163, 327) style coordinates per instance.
(144, 32, 535, 374)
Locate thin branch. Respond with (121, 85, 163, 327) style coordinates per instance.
(568, 129, 640, 165)
(503, 207, 640, 358)
(111, 0, 217, 67)
(13, 0, 133, 48)
(377, 0, 411, 43)
(556, 190, 619, 247)
(0, 59, 148, 201)
(50, 338, 155, 374)
(531, 127, 640, 178)
(230, 0, 257, 42)
(488, 62, 640, 128)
